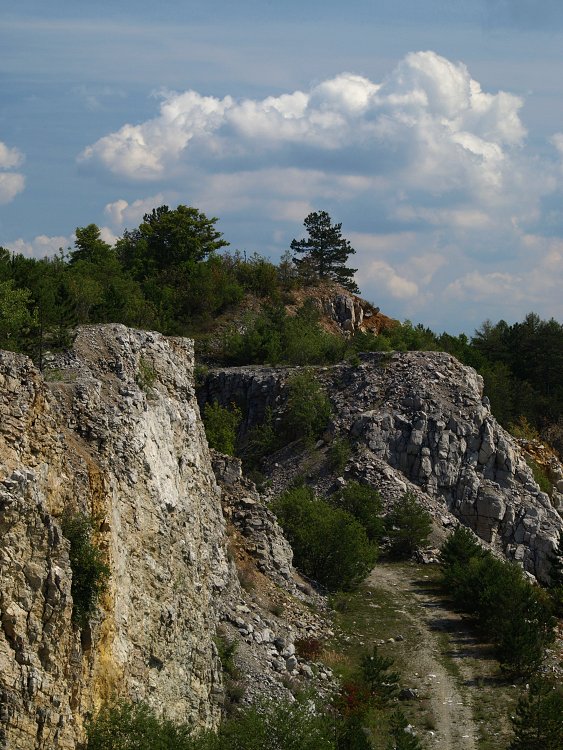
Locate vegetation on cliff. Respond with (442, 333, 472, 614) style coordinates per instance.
(1, 203, 561, 451)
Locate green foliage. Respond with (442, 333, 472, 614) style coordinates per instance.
(215, 633, 238, 678)
(547, 532, 563, 616)
(440, 530, 556, 678)
(386, 710, 424, 750)
(242, 407, 282, 470)
(86, 700, 196, 750)
(86, 698, 339, 750)
(272, 486, 377, 591)
(385, 493, 432, 559)
(214, 699, 336, 750)
(291, 210, 359, 293)
(335, 713, 373, 750)
(117, 205, 228, 278)
(203, 401, 241, 456)
(136, 356, 157, 394)
(331, 481, 384, 542)
(508, 416, 540, 441)
(224, 301, 347, 367)
(360, 645, 401, 705)
(282, 370, 332, 446)
(0, 279, 35, 351)
(328, 436, 352, 474)
(509, 675, 563, 750)
(527, 458, 553, 495)
(61, 512, 110, 629)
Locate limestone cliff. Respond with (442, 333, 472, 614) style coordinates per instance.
(200, 351, 563, 582)
(0, 326, 230, 748)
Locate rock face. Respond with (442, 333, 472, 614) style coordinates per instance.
(0, 326, 230, 748)
(201, 352, 563, 582)
(211, 452, 295, 589)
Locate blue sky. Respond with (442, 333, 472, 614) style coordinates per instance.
(2, 1, 563, 333)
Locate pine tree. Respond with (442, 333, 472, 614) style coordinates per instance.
(291, 211, 359, 293)
(386, 711, 424, 750)
(509, 675, 563, 750)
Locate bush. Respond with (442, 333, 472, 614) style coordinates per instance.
(385, 493, 432, 559)
(61, 512, 110, 629)
(360, 646, 400, 705)
(331, 481, 384, 542)
(440, 526, 485, 594)
(440, 532, 556, 678)
(272, 486, 377, 591)
(87, 701, 196, 750)
(509, 675, 563, 750)
(328, 437, 352, 474)
(242, 407, 282, 469)
(386, 710, 424, 750)
(282, 371, 332, 446)
(203, 401, 241, 455)
(215, 699, 336, 750)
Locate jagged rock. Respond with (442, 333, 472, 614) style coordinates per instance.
(211, 453, 295, 588)
(201, 351, 562, 582)
(1, 326, 230, 748)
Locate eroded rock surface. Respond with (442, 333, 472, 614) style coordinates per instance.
(0, 326, 230, 748)
(201, 351, 563, 582)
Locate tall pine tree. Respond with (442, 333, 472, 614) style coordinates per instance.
(291, 211, 359, 293)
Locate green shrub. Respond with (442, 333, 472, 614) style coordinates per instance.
(527, 458, 553, 495)
(215, 633, 238, 678)
(61, 512, 110, 629)
(215, 699, 336, 750)
(86, 701, 196, 750)
(385, 492, 432, 559)
(136, 356, 157, 394)
(282, 371, 332, 446)
(386, 710, 424, 750)
(509, 675, 563, 750)
(272, 486, 377, 591)
(328, 437, 352, 474)
(331, 481, 384, 542)
(440, 526, 485, 594)
(360, 646, 400, 705)
(203, 401, 241, 455)
(242, 407, 282, 469)
(440, 533, 556, 678)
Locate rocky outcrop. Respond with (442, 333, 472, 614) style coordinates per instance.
(0, 326, 231, 748)
(285, 282, 395, 336)
(210, 452, 295, 589)
(200, 352, 563, 582)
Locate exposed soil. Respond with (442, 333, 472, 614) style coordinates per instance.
(366, 564, 519, 750)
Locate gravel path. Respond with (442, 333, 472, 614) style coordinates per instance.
(367, 565, 479, 750)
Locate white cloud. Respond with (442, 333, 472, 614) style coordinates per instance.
(445, 270, 523, 302)
(0, 142, 24, 170)
(75, 50, 563, 331)
(104, 193, 166, 228)
(363, 260, 419, 300)
(0, 140, 25, 203)
(79, 51, 528, 211)
(7, 234, 72, 259)
(0, 173, 25, 204)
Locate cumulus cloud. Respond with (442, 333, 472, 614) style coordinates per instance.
(0, 140, 25, 203)
(77, 50, 563, 330)
(7, 234, 72, 259)
(104, 193, 166, 228)
(363, 260, 419, 300)
(79, 51, 527, 209)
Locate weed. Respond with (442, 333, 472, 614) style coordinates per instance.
(136, 356, 157, 395)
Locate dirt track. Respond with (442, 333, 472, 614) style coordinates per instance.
(367, 565, 479, 749)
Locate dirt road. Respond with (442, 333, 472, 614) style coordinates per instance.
(367, 565, 479, 750)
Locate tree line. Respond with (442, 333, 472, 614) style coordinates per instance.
(1, 204, 561, 449)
